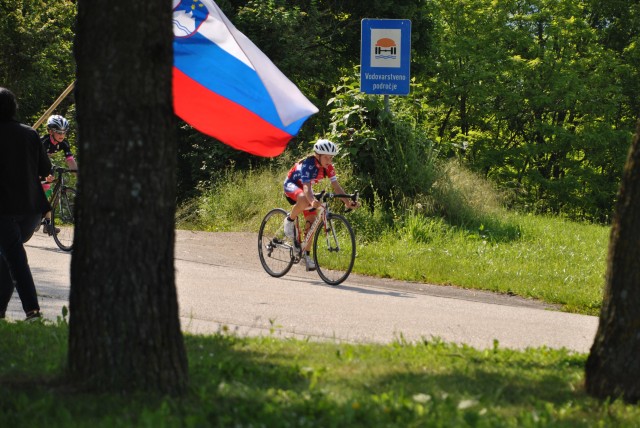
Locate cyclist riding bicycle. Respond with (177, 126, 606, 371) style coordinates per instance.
(283, 139, 359, 271)
(40, 115, 77, 234)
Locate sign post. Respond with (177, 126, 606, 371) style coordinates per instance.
(360, 19, 411, 98)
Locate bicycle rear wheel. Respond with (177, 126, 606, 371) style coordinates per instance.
(258, 208, 295, 277)
(51, 187, 76, 252)
(313, 213, 355, 285)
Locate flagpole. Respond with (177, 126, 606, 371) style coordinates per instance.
(32, 81, 76, 130)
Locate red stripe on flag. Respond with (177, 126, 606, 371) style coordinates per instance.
(173, 67, 292, 157)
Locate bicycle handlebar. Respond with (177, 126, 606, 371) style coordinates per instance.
(313, 190, 359, 212)
(41, 166, 77, 184)
(314, 191, 358, 202)
(52, 166, 78, 174)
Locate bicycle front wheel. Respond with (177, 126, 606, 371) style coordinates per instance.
(313, 213, 355, 286)
(258, 208, 295, 277)
(51, 187, 76, 252)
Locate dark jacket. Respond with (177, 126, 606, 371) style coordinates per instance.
(0, 119, 52, 215)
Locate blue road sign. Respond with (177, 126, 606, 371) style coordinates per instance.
(360, 19, 411, 95)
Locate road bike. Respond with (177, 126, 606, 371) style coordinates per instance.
(258, 191, 358, 286)
(44, 166, 77, 252)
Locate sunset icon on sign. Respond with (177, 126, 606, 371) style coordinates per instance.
(374, 38, 398, 59)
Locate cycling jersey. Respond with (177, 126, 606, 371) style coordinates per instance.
(41, 134, 74, 160)
(41, 134, 74, 196)
(284, 155, 337, 190)
(283, 155, 337, 214)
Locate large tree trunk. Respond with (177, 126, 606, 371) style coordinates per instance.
(69, 0, 188, 394)
(585, 120, 640, 403)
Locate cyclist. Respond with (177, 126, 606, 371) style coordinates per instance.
(40, 115, 77, 234)
(283, 139, 359, 271)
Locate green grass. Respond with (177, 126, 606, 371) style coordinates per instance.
(2, 319, 640, 427)
(355, 214, 607, 315)
(177, 165, 609, 316)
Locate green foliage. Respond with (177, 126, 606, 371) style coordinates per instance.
(235, 0, 334, 86)
(176, 0, 439, 195)
(5, 0, 638, 222)
(425, 0, 635, 222)
(177, 159, 393, 244)
(4, 321, 640, 426)
(424, 160, 518, 233)
(0, 0, 76, 124)
(175, 121, 276, 202)
(180, 161, 292, 231)
(328, 71, 441, 208)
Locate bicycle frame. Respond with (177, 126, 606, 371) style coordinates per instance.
(258, 191, 358, 285)
(43, 166, 77, 252)
(294, 204, 327, 259)
(292, 191, 357, 258)
(49, 177, 63, 208)
(48, 168, 70, 209)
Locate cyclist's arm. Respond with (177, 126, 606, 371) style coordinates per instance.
(59, 140, 77, 171)
(65, 156, 78, 171)
(302, 182, 321, 209)
(325, 164, 353, 207)
(331, 180, 359, 208)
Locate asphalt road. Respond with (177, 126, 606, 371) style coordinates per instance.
(7, 230, 599, 353)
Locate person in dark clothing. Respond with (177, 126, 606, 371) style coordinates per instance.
(0, 87, 52, 321)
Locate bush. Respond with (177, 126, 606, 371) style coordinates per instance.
(327, 72, 440, 207)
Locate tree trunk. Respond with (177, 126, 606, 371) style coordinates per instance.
(585, 120, 640, 403)
(69, 0, 188, 394)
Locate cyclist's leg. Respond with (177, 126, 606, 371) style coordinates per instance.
(41, 183, 53, 232)
(42, 183, 52, 200)
(284, 184, 308, 220)
(285, 192, 318, 249)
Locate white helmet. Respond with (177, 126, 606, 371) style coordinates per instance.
(313, 139, 338, 155)
(47, 114, 69, 132)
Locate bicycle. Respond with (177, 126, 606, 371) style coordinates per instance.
(43, 166, 77, 252)
(258, 191, 358, 286)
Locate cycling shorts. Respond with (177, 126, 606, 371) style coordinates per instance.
(283, 182, 316, 218)
(42, 182, 51, 199)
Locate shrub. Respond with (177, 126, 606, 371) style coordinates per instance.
(327, 72, 440, 208)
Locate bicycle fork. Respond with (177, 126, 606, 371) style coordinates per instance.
(323, 217, 341, 253)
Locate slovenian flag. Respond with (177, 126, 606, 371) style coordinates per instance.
(172, 0, 319, 157)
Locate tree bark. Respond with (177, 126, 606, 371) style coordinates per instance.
(69, 0, 188, 394)
(585, 120, 640, 403)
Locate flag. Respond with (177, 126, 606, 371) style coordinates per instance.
(172, 0, 318, 157)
